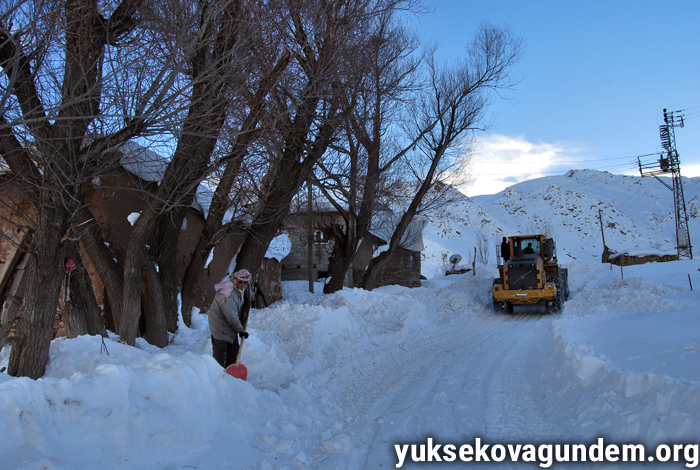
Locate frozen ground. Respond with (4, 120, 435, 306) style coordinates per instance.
(1, 258, 699, 470)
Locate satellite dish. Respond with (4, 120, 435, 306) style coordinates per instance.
(449, 254, 462, 265)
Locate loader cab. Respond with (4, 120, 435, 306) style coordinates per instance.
(512, 236, 541, 257)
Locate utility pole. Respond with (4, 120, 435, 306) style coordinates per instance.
(598, 209, 608, 263)
(307, 180, 314, 293)
(637, 108, 693, 260)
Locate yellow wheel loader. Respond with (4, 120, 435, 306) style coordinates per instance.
(493, 234, 569, 314)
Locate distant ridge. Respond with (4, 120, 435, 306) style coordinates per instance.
(420, 169, 700, 276)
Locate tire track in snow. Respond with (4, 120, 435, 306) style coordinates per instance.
(309, 272, 581, 470)
(318, 304, 565, 468)
(482, 315, 559, 441)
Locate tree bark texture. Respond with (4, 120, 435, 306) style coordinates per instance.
(154, 208, 188, 333)
(75, 209, 124, 333)
(8, 204, 69, 379)
(62, 241, 106, 338)
(143, 264, 169, 347)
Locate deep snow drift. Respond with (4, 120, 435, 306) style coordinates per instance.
(1, 169, 699, 469)
(1, 258, 699, 469)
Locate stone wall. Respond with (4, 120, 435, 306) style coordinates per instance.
(353, 247, 422, 289)
(280, 212, 353, 285)
(608, 253, 679, 267)
(282, 212, 423, 289)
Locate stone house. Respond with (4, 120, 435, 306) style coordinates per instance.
(604, 246, 679, 266)
(0, 144, 287, 341)
(280, 209, 426, 289)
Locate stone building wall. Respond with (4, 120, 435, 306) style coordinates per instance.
(608, 253, 679, 267)
(282, 212, 424, 290)
(280, 212, 353, 285)
(352, 246, 422, 289)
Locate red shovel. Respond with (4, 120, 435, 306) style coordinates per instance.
(225, 337, 247, 381)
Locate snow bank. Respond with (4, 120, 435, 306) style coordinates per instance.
(551, 259, 700, 445)
(1, 259, 699, 468)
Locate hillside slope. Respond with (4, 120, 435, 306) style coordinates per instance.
(421, 169, 700, 276)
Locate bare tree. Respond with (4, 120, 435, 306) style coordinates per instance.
(0, 0, 155, 378)
(362, 23, 522, 289)
(475, 228, 490, 265)
(313, 4, 426, 293)
(66, 0, 293, 345)
(1, 0, 256, 369)
(178, 45, 292, 326)
(233, 0, 383, 277)
(111, 0, 273, 346)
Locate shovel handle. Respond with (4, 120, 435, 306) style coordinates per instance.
(234, 313, 249, 366)
(234, 336, 245, 365)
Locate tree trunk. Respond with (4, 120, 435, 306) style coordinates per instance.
(323, 220, 355, 293)
(155, 208, 187, 333)
(235, 218, 280, 278)
(76, 209, 124, 333)
(362, 147, 445, 290)
(180, 231, 214, 326)
(120, 209, 159, 345)
(62, 241, 106, 338)
(8, 205, 68, 379)
(324, 249, 353, 293)
(180, 150, 247, 326)
(143, 264, 169, 347)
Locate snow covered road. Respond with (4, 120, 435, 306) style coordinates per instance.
(312, 290, 573, 469)
(2, 261, 699, 469)
(268, 263, 700, 470)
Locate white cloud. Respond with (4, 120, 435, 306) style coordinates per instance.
(458, 134, 584, 197)
(682, 163, 700, 178)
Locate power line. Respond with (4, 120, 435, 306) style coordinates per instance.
(471, 152, 661, 168)
(637, 108, 693, 260)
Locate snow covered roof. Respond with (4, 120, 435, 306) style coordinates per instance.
(368, 210, 428, 252)
(119, 141, 238, 222)
(119, 141, 169, 183)
(607, 247, 678, 259)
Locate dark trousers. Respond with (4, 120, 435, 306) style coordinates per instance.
(211, 335, 240, 368)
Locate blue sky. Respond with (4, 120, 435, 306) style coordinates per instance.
(416, 0, 700, 196)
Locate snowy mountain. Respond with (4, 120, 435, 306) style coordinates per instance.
(1, 169, 699, 470)
(421, 169, 700, 276)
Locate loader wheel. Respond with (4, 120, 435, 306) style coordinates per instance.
(493, 279, 502, 312)
(561, 268, 570, 300)
(492, 299, 512, 314)
(494, 301, 513, 314)
(549, 275, 566, 311)
(545, 299, 560, 314)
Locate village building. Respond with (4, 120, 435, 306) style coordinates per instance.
(603, 246, 678, 266)
(281, 209, 427, 289)
(0, 143, 289, 343)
